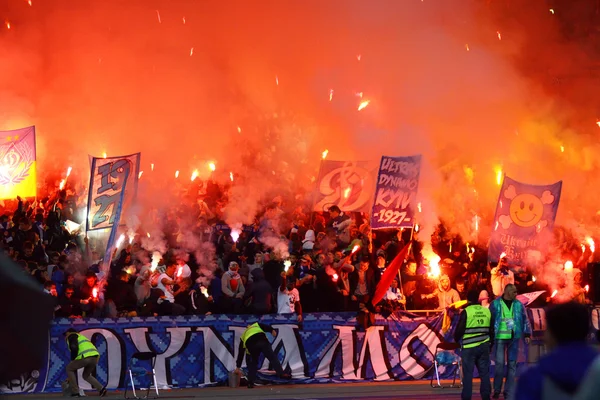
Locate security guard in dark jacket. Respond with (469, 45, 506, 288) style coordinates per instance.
(454, 291, 494, 400)
(64, 328, 106, 397)
(234, 322, 291, 388)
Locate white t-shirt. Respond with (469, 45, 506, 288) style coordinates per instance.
(277, 288, 300, 314)
(384, 288, 403, 301)
(156, 273, 175, 303)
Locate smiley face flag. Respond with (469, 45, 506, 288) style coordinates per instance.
(488, 175, 562, 266)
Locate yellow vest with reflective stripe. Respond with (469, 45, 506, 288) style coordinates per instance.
(463, 304, 491, 349)
(66, 333, 100, 360)
(497, 300, 514, 340)
(241, 323, 265, 351)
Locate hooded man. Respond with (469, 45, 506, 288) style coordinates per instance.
(422, 274, 461, 309)
(302, 230, 315, 251)
(221, 261, 245, 313)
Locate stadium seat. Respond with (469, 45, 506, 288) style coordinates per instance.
(430, 342, 462, 389)
(124, 352, 159, 399)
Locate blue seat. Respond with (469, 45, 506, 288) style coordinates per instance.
(430, 342, 462, 389)
(124, 352, 159, 399)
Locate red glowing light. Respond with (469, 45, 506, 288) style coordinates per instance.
(92, 287, 98, 299)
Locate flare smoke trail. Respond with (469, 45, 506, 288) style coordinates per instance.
(1, 0, 600, 250)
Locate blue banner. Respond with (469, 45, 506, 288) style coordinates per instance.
(488, 176, 562, 265)
(102, 168, 130, 269)
(371, 155, 421, 230)
(0, 312, 458, 393)
(86, 153, 140, 231)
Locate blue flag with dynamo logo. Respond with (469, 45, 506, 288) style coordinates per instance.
(488, 175, 562, 266)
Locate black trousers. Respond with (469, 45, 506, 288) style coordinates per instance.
(245, 338, 284, 384)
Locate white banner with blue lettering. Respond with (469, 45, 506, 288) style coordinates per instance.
(4, 308, 599, 393)
(0, 312, 456, 393)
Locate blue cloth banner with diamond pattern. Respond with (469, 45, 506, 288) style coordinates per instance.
(1, 312, 462, 393)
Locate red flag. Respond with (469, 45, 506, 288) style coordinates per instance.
(371, 242, 411, 306)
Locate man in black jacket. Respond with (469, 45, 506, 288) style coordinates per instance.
(234, 323, 290, 388)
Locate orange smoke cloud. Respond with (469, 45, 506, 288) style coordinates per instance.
(0, 1, 599, 240)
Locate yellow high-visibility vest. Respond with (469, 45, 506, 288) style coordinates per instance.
(497, 300, 514, 340)
(241, 323, 265, 352)
(463, 304, 491, 349)
(66, 333, 100, 360)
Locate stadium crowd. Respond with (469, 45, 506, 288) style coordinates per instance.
(0, 177, 591, 321)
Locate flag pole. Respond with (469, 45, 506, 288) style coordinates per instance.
(396, 226, 415, 311)
(309, 158, 324, 229)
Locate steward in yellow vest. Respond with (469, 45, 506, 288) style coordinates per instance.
(454, 290, 494, 400)
(233, 323, 291, 388)
(63, 328, 106, 397)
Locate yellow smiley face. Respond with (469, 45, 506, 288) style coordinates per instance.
(509, 193, 544, 227)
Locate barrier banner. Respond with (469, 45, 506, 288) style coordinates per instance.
(0, 126, 37, 200)
(313, 161, 377, 213)
(488, 175, 562, 265)
(86, 153, 140, 231)
(371, 155, 421, 229)
(0, 312, 458, 393)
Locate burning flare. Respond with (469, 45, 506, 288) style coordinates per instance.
(175, 170, 180, 178)
(92, 287, 98, 299)
(332, 273, 339, 282)
(322, 149, 328, 160)
(150, 251, 161, 272)
(586, 237, 595, 253)
(209, 162, 216, 172)
(59, 166, 73, 190)
(138, 171, 143, 179)
(551, 289, 558, 298)
(102, 152, 107, 159)
(351, 245, 360, 254)
(343, 187, 351, 198)
(284, 260, 291, 272)
(357, 100, 370, 111)
(116, 233, 125, 248)
(229, 172, 234, 182)
(564, 260, 574, 272)
(191, 169, 199, 182)
(231, 228, 240, 243)
(427, 255, 441, 279)
(177, 266, 183, 278)
(495, 167, 503, 186)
